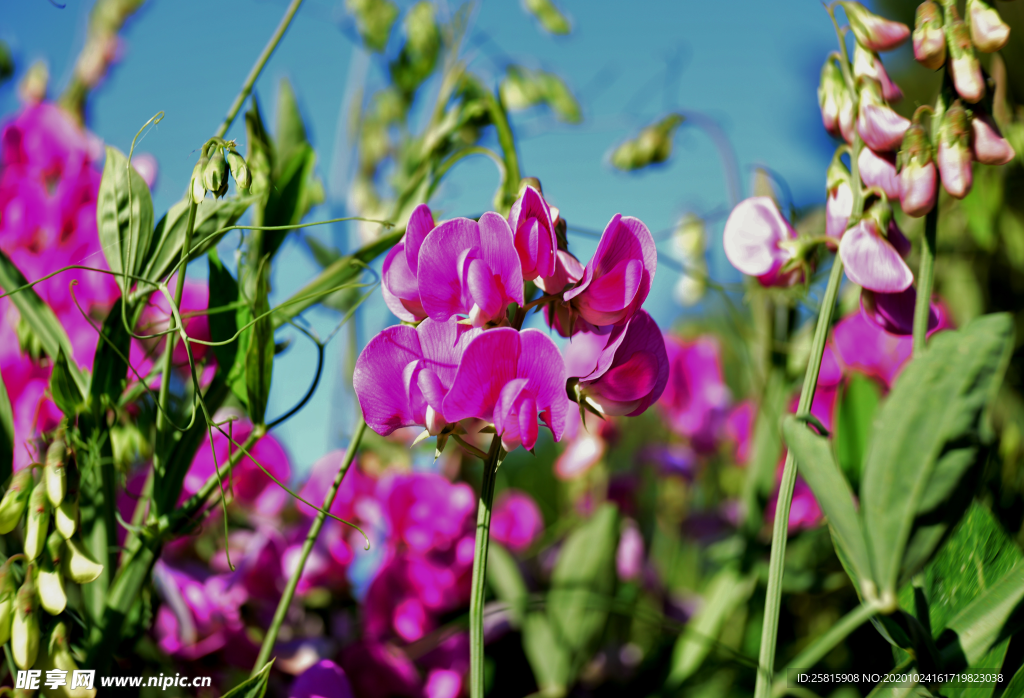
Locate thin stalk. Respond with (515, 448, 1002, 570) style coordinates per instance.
(753, 257, 845, 698)
(913, 206, 938, 353)
(252, 420, 367, 675)
(214, 0, 305, 139)
(469, 435, 504, 698)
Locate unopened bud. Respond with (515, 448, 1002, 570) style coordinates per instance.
(938, 100, 973, 198)
(899, 123, 938, 217)
(949, 16, 985, 103)
(972, 110, 1016, 165)
(24, 479, 49, 561)
(914, 2, 946, 70)
(0, 470, 34, 534)
(226, 150, 252, 190)
(203, 148, 228, 197)
(190, 156, 208, 204)
(818, 58, 849, 139)
(838, 2, 911, 52)
(968, 0, 1010, 52)
(62, 536, 104, 584)
(853, 43, 902, 102)
(12, 573, 39, 670)
(44, 438, 67, 508)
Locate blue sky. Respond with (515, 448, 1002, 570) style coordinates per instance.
(0, 0, 880, 471)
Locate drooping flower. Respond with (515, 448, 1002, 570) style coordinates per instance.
(857, 78, 911, 152)
(659, 335, 731, 454)
(564, 213, 656, 327)
(381, 204, 435, 322)
(838, 216, 914, 293)
(289, 660, 355, 698)
(826, 158, 854, 242)
(508, 185, 557, 281)
(564, 310, 669, 417)
(971, 111, 1016, 166)
(913, 1, 946, 70)
(353, 318, 481, 437)
(838, 2, 910, 52)
(853, 43, 902, 102)
(722, 197, 800, 286)
(491, 490, 544, 552)
(442, 328, 568, 452)
(937, 100, 973, 199)
(858, 147, 900, 200)
(818, 58, 848, 139)
(860, 286, 943, 336)
(968, 0, 1010, 53)
(898, 122, 937, 217)
(417, 213, 524, 327)
(948, 16, 985, 103)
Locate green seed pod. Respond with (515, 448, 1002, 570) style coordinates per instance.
(62, 536, 103, 584)
(23, 479, 49, 561)
(46, 621, 96, 698)
(0, 562, 15, 648)
(226, 150, 252, 190)
(203, 148, 228, 197)
(12, 571, 39, 670)
(190, 155, 208, 204)
(56, 498, 78, 539)
(44, 438, 67, 508)
(0, 469, 34, 534)
(38, 532, 66, 615)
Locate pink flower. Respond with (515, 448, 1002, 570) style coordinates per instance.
(839, 2, 910, 52)
(857, 80, 910, 152)
(860, 287, 945, 336)
(826, 181, 853, 241)
(913, 1, 946, 70)
(443, 328, 569, 452)
(899, 123, 937, 217)
(724, 401, 755, 465)
(381, 472, 476, 554)
(949, 19, 985, 103)
(938, 101, 973, 199)
(417, 213, 524, 327)
(972, 112, 1016, 166)
(564, 213, 656, 327)
(381, 204, 435, 322)
(616, 519, 644, 581)
(968, 0, 1010, 53)
(290, 660, 355, 698)
(722, 197, 799, 286)
(659, 335, 731, 454)
(537, 249, 584, 297)
(354, 318, 481, 437)
(818, 58, 850, 139)
(425, 670, 463, 698)
(830, 309, 951, 388)
(839, 218, 913, 293)
(491, 489, 544, 552)
(767, 476, 824, 533)
(0, 348, 62, 472)
(553, 408, 606, 480)
(853, 44, 902, 102)
(564, 310, 668, 417)
(858, 147, 900, 200)
(341, 641, 422, 698)
(298, 451, 377, 521)
(508, 185, 557, 281)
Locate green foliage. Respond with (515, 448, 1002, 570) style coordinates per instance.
(96, 146, 154, 294)
(522, 0, 571, 35)
(89, 298, 131, 411)
(208, 249, 251, 408)
(245, 256, 274, 426)
(500, 66, 581, 123)
(221, 660, 273, 698)
(611, 114, 686, 171)
(834, 374, 881, 490)
(390, 2, 440, 97)
(346, 0, 399, 52)
(487, 542, 528, 627)
(0, 371, 12, 482)
(50, 348, 86, 417)
(0, 40, 12, 82)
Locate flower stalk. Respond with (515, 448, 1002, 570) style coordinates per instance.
(469, 434, 505, 698)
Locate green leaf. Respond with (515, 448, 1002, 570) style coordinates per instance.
(783, 416, 874, 595)
(275, 78, 308, 170)
(487, 542, 528, 628)
(742, 368, 787, 534)
(961, 165, 1003, 253)
(499, 66, 581, 124)
(1000, 659, 1024, 698)
(245, 96, 275, 198)
(389, 2, 440, 96)
(834, 373, 881, 489)
(262, 144, 321, 258)
(522, 0, 571, 34)
(89, 299, 131, 409)
(939, 562, 1024, 669)
(50, 348, 86, 417)
(861, 314, 1015, 596)
(0, 369, 13, 482)
(96, 146, 154, 293)
(668, 566, 757, 685)
(548, 504, 618, 657)
(610, 114, 686, 171)
(221, 659, 274, 698)
(345, 0, 399, 52)
(522, 612, 570, 698)
(208, 250, 250, 408)
(245, 256, 274, 426)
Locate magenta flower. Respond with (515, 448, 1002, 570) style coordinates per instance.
(830, 309, 950, 388)
(508, 185, 557, 281)
(913, 1, 946, 70)
(972, 112, 1016, 166)
(342, 641, 423, 698)
(860, 287, 944, 336)
(553, 408, 606, 480)
(564, 310, 669, 417)
(353, 318, 481, 437)
(381, 472, 476, 554)
(968, 0, 1010, 53)
(290, 660, 355, 698)
(839, 2, 910, 52)
(724, 401, 755, 465)
(381, 204, 435, 322)
(857, 80, 910, 152)
(0, 346, 63, 473)
(537, 249, 584, 297)
(722, 197, 799, 286)
(659, 335, 731, 454)
(563, 213, 656, 327)
(616, 519, 644, 581)
(853, 44, 902, 102)
(858, 147, 900, 200)
(491, 489, 544, 552)
(443, 328, 569, 451)
(839, 218, 913, 293)
(417, 213, 524, 327)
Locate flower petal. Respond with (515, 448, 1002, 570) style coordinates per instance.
(354, 325, 424, 435)
(839, 221, 914, 293)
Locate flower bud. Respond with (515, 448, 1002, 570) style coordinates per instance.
(968, 0, 1010, 52)
(839, 2, 911, 52)
(23, 479, 49, 561)
(37, 531, 66, 615)
(226, 149, 252, 190)
(972, 111, 1016, 165)
(859, 146, 901, 200)
(44, 438, 66, 508)
(12, 573, 39, 670)
(62, 536, 104, 584)
(203, 148, 228, 197)
(826, 155, 853, 241)
(949, 16, 986, 103)
(0, 470, 34, 534)
(914, 1, 947, 70)
(938, 100, 974, 198)
(190, 156, 208, 204)
(818, 58, 849, 138)
(858, 78, 911, 151)
(898, 123, 937, 217)
(853, 43, 902, 102)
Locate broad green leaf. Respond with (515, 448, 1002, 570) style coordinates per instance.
(97, 146, 154, 293)
(0, 369, 13, 482)
(245, 257, 273, 426)
(222, 659, 273, 698)
(783, 416, 874, 595)
(275, 78, 308, 171)
(522, 612, 570, 697)
(89, 298, 131, 409)
(862, 314, 1015, 595)
(50, 348, 86, 416)
(961, 165, 1003, 253)
(940, 562, 1024, 668)
(345, 0, 399, 52)
(245, 96, 275, 198)
(208, 250, 250, 408)
(487, 542, 528, 627)
(1001, 659, 1024, 698)
(548, 504, 618, 656)
(523, 0, 571, 34)
(667, 566, 756, 685)
(742, 369, 787, 534)
(611, 114, 686, 171)
(834, 374, 881, 488)
(262, 144, 321, 258)
(389, 2, 440, 96)
(941, 638, 1008, 698)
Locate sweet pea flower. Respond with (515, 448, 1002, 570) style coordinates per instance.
(972, 112, 1016, 166)
(826, 157, 854, 242)
(938, 101, 974, 199)
(564, 213, 656, 327)
(342, 641, 423, 698)
(564, 310, 669, 417)
(857, 79, 910, 152)
(659, 335, 731, 454)
(722, 197, 800, 286)
(767, 476, 824, 533)
(818, 58, 850, 139)
(491, 489, 544, 552)
(725, 401, 755, 465)
(417, 213, 524, 327)
(839, 2, 910, 52)
(381, 472, 476, 554)
(554, 408, 607, 480)
(508, 185, 557, 281)
(290, 660, 355, 698)
(853, 44, 902, 102)
(968, 0, 1010, 53)
(949, 18, 985, 103)
(858, 147, 900, 200)
(838, 217, 914, 293)
(913, 1, 946, 70)
(898, 122, 937, 217)
(354, 318, 481, 437)
(616, 519, 644, 581)
(443, 328, 568, 452)
(381, 204, 435, 322)
(860, 287, 944, 336)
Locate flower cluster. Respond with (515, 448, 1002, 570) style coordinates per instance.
(358, 184, 667, 454)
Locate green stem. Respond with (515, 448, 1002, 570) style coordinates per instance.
(213, 0, 305, 139)
(753, 257, 846, 698)
(912, 206, 939, 354)
(469, 435, 504, 698)
(252, 420, 366, 675)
